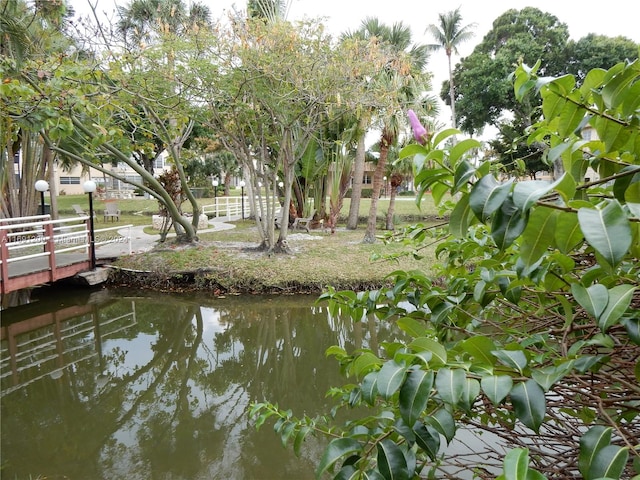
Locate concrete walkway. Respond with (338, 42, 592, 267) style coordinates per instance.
(96, 216, 238, 259)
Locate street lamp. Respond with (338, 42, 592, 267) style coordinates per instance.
(239, 180, 246, 220)
(35, 180, 49, 215)
(83, 180, 97, 270)
(212, 178, 219, 206)
(382, 176, 387, 198)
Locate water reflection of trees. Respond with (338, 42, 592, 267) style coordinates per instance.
(1, 292, 400, 480)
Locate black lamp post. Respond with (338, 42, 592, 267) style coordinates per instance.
(35, 180, 49, 215)
(239, 180, 246, 220)
(83, 180, 97, 270)
(212, 178, 219, 207)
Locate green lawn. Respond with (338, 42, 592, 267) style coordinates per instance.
(55, 192, 438, 228)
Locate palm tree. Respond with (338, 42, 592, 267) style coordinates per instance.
(426, 8, 476, 128)
(116, 0, 211, 48)
(247, 0, 291, 22)
(342, 18, 431, 234)
(355, 19, 431, 243)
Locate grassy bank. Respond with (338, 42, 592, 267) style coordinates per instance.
(109, 222, 441, 294)
(52, 192, 442, 293)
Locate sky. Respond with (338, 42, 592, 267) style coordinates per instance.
(73, 0, 640, 131)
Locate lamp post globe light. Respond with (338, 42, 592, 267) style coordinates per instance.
(83, 180, 97, 270)
(35, 180, 49, 215)
(212, 178, 219, 206)
(239, 180, 246, 220)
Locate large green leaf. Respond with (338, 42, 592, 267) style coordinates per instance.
(519, 207, 557, 271)
(531, 360, 574, 392)
(396, 317, 428, 338)
(512, 175, 566, 212)
(449, 194, 475, 238)
(376, 361, 407, 400)
(469, 175, 514, 222)
(492, 349, 528, 374)
(398, 369, 433, 426)
(351, 352, 382, 379)
(453, 159, 476, 192)
(449, 138, 482, 168)
(316, 437, 362, 478)
(461, 336, 497, 367)
(598, 284, 636, 332)
(409, 337, 447, 366)
(424, 408, 456, 444)
(554, 211, 583, 254)
(590, 446, 629, 480)
(510, 380, 546, 433)
(481, 375, 513, 405)
(361, 371, 378, 406)
(578, 201, 632, 267)
(502, 448, 529, 480)
(491, 197, 528, 250)
(594, 115, 630, 153)
(579, 426, 612, 478)
(435, 368, 466, 406)
(571, 283, 609, 319)
(376, 439, 409, 480)
(412, 423, 441, 460)
(621, 317, 640, 345)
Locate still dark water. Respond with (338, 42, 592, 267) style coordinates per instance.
(1, 287, 399, 480)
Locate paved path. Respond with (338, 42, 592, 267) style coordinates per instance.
(96, 216, 238, 259)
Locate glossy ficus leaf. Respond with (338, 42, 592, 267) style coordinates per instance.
(501, 448, 529, 480)
(512, 175, 567, 212)
(435, 368, 466, 407)
(399, 143, 428, 160)
(491, 197, 528, 250)
(361, 371, 378, 406)
(453, 159, 476, 192)
(316, 437, 362, 478)
(601, 65, 638, 110)
(431, 128, 460, 148)
(554, 211, 583, 253)
(399, 369, 433, 426)
(351, 352, 382, 379)
(621, 317, 640, 345)
(510, 380, 546, 433)
(413, 423, 441, 460)
(376, 439, 409, 480)
(334, 465, 359, 480)
(409, 337, 447, 366)
(578, 201, 632, 267)
(481, 375, 513, 405)
(579, 426, 612, 478)
(571, 283, 608, 319)
(376, 361, 407, 400)
(449, 194, 475, 238)
(449, 138, 482, 170)
(469, 175, 514, 222)
(424, 408, 456, 444)
(598, 284, 636, 332)
(492, 349, 528, 374)
(361, 470, 386, 480)
(518, 207, 556, 272)
(589, 445, 629, 480)
(460, 377, 481, 411)
(531, 360, 574, 392)
(396, 317, 428, 338)
(460, 336, 497, 367)
(594, 115, 630, 153)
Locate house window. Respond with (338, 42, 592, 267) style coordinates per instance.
(153, 157, 165, 169)
(60, 176, 81, 185)
(363, 174, 372, 185)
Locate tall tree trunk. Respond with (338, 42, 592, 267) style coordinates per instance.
(363, 138, 389, 243)
(448, 52, 456, 128)
(346, 116, 367, 229)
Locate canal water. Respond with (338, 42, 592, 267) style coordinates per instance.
(1, 287, 400, 480)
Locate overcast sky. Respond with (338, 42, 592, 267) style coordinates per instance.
(75, 0, 640, 130)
